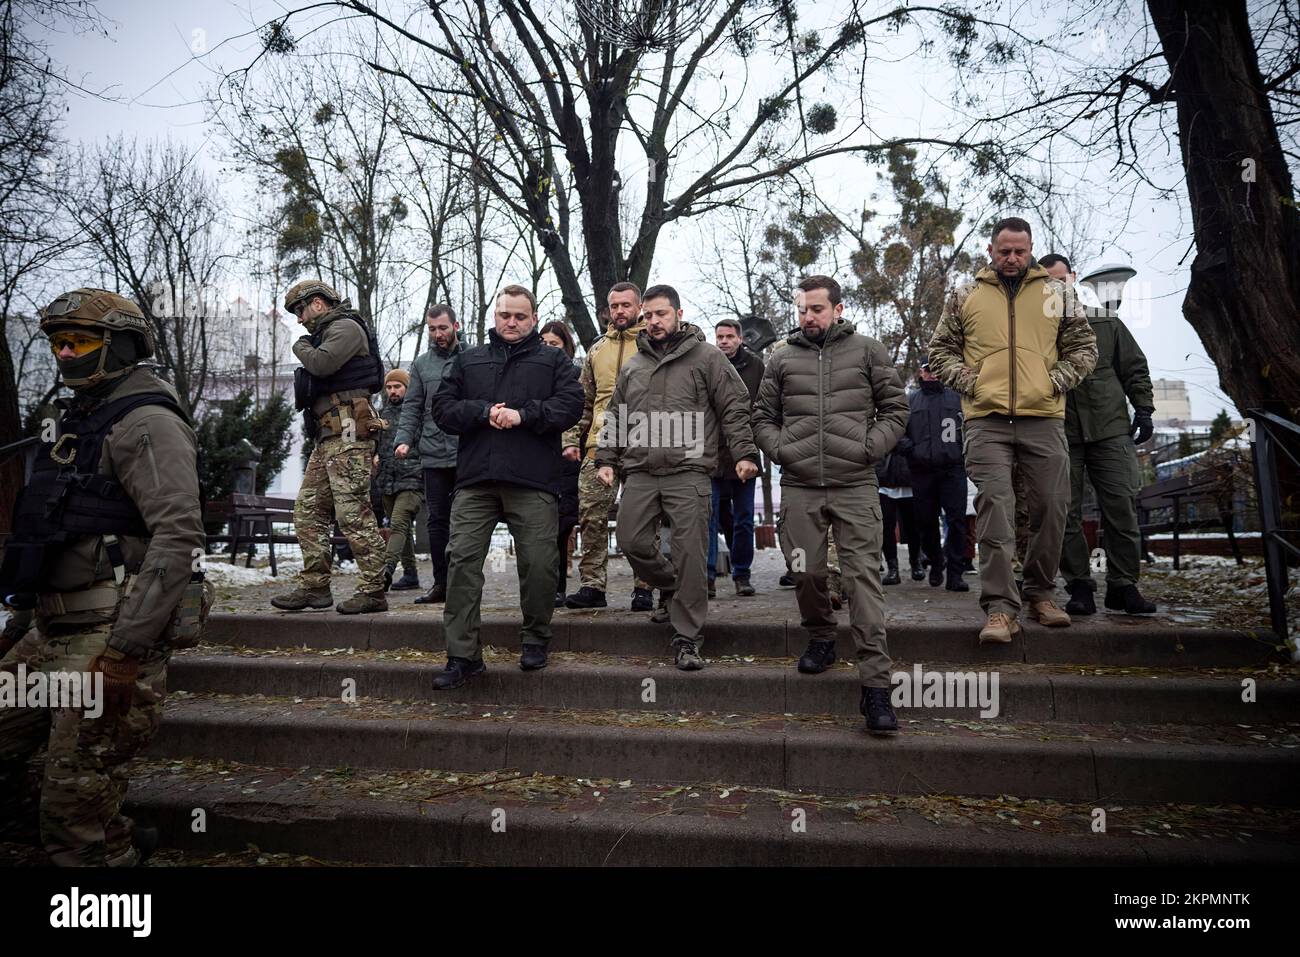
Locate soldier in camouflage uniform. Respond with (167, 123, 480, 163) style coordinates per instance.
(562, 286, 654, 611)
(927, 218, 1097, 644)
(1, 288, 208, 866)
(272, 281, 389, 614)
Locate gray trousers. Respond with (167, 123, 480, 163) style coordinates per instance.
(616, 471, 711, 643)
(964, 415, 1070, 616)
(778, 484, 891, 688)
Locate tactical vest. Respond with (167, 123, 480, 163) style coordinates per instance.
(297, 311, 384, 405)
(0, 392, 187, 607)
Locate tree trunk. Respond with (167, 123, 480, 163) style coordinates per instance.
(1147, 0, 1300, 417)
(0, 330, 22, 533)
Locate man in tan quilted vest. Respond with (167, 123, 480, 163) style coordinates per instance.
(927, 217, 1098, 644)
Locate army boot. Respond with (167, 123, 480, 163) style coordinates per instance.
(860, 687, 899, 735)
(391, 566, 421, 590)
(336, 592, 388, 615)
(1064, 580, 1096, 615)
(271, 587, 334, 611)
(650, 589, 674, 624)
(1105, 583, 1157, 615)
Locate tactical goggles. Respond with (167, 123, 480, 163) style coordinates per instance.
(48, 331, 106, 357)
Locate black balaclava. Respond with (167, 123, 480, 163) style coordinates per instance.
(57, 332, 143, 400)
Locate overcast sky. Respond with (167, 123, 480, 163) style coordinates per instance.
(39, 0, 1236, 419)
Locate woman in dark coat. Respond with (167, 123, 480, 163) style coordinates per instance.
(540, 321, 582, 606)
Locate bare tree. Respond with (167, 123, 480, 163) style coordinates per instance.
(232, 1, 1013, 347)
(60, 137, 230, 416)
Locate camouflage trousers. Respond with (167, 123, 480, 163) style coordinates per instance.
(0, 623, 167, 866)
(295, 436, 386, 594)
(575, 459, 650, 593)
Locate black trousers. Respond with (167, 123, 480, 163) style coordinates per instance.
(911, 466, 968, 576)
(423, 466, 457, 586)
(880, 495, 920, 568)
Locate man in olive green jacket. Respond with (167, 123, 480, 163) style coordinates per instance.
(928, 218, 1098, 644)
(1040, 254, 1157, 616)
(594, 284, 759, 671)
(752, 275, 909, 735)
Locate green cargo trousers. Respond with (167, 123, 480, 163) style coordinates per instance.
(616, 471, 711, 642)
(778, 484, 891, 688)
(964, 415, 1070, 617)
(382, 490, 423, 571)
(443, 482, 559, 662)
(1059, 435, 1143, 589)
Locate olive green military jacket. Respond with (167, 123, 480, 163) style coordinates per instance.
(39, 367, 206, 659)
(1064, 314, 1154, 445)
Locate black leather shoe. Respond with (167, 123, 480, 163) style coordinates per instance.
(797, 639, 836, 674)
(1105, 583, 1157, 615)
(1064, 580, 1096, 615)
(945, 572, 970, 592)
(860, 686, 899, 735)
(565, 586, 607, 609)
(554, 591, 566, 608)
(779, 573, 796, 588)
(882, 563, 901, 586)
(520, 644, 548, 671)
(734, 577, 755, 597)
(629, 587, 654, 611)
(913, 566, 928, 582)
(928, 567, 943, 586)
(391, 569, 420, 590)
(414, 583, 447, 605)
(382, 564, 395, 592)
(431, 656, 486, 690)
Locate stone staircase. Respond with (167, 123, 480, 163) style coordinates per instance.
(117, 608, 1300, 865)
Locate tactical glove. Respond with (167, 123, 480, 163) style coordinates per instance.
(89, 647, 141, 719)
(1131, 410, 1154, 445)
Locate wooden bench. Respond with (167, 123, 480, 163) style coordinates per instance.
(204, 493, 353, 576)
(1137, 470, 1243, 570)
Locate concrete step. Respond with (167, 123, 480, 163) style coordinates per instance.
(170, 650, 1300, 725)
(118, 758, 1300, 866)
(204, 612, 1285, 667)
(148, 693, 1300, 806)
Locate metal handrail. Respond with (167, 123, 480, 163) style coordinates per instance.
(1248, 409, 1300, 659)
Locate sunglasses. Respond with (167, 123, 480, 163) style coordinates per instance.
(48, 331, 105, 357)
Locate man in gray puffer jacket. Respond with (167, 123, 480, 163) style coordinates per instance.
(753, 275, 909, 735)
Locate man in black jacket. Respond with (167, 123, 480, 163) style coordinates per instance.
(709, 318, 765, 596)
(898, 357, 969, 591)
(429, 285, 584, 688)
